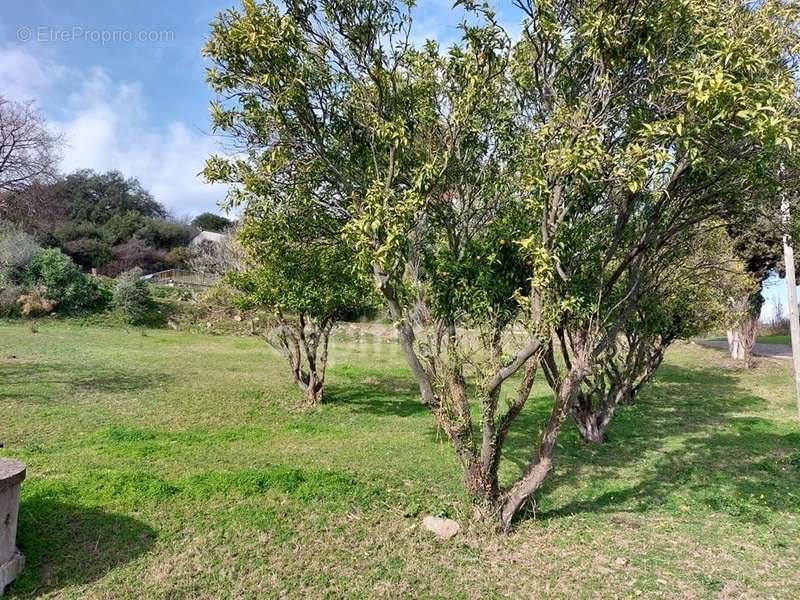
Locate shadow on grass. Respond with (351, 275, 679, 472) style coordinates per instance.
(0, 360, 165, 400)
(277, 352, 800, 526)
(507, 364, 800, 523)
(325, 369, 428, 417)
(537, 427, 800, 522)
(502, 365, 755, 472)
(9, 497, 156, 597)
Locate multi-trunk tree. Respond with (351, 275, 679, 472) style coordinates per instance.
(205, 0, 800, 529)
(229, 200, 375, 406)
(565, 227, 752, 443)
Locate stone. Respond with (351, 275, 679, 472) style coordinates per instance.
(0, 552, 23, 597)
(0, 459, 25, 596)
(421, 515, 460, 540)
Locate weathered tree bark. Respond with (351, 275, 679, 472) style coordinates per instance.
(571, 390, 614, 443)
(264, 311, 333, 406)
(568, 332, 669, 444)
(727, 293, 760, 368)
(499, 354, 589, 529)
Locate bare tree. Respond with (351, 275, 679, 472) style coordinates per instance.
(188, 229, 245, 276)
(0, 97, 62, 197)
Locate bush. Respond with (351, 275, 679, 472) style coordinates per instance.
(136, 219, 195, 250)
(24, 249, 108, 313)
(112, 269, 156, 325)
(62, 237, 113, 269)
(192, 212, 232, 232)
(0, 222, 42, 285)
(17, 287, 56, 317)
(52, 220, 108, 243)
(99, 239, 167, 276)
(0, 284, 24, 317)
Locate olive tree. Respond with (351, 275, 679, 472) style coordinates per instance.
(205, 0, 799, 528)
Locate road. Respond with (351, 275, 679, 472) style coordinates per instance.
(699, 339, 792, 360)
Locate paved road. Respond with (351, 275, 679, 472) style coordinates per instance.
(699, 339, 792, 360)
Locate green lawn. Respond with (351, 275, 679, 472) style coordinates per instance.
(758, 334, 791, 345)
(1, 321, 799, 599)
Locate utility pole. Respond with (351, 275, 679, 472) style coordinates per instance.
(781, 196, 800, 419)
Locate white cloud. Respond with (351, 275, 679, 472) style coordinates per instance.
(0, 46, 59, 102)
(0, 46, 225, 217)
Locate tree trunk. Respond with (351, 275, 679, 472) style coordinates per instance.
(499, 356, 588, 529)
(304, 376, 324, 405)
(728, 318, 757, 367)
(463, 461, 500, 508)
(727, 329, 744, 360)
(264, 315, 332, 407)
(739, 316, 758, 369)
(572, 408, 606, 443)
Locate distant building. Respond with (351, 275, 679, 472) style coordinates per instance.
(189, 230, 227, 248)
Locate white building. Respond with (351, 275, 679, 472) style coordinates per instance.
(189, 230, 227, 248)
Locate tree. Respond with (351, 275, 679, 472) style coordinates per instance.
(112, 268, 156, 325)
(725, 215, 784, 365)
(1, 169, 197, 273)
(57, 170, 166, 223)
(189, 229, 244, 276)
(0, 221, 41, 285)
(135, 218, 196, 250)
(231, 202, 375, 405)
(566, 227, 753, 443)
(204, 0, 800, 529)
(192, 212, 232, 232)
(0, 97, 61, 196)
(62, 237, 113, 270)
(99, 239, 168, 276)
(0, 181, 67, 241)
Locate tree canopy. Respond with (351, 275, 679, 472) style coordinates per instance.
(231, 200, 376, 404)
(192, 212, 233, 232)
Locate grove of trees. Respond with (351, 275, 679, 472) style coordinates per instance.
(204, 0, 800, 529)
(1, 169, 198, 275)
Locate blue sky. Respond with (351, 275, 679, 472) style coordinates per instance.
(761, 275, 799, 323)
(1, 1, 793, 319)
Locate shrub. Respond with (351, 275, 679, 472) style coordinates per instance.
(52, 220, 108, 243)
(63, 237, 113, 269)
(0, 284, 24, 317)
(103, 210, 146, 244)
(17, 287, 56, 317)
(0, 222, 42, 285)
(99, 239, 167, 276)
(192, 212, 232, 232)
(112, 268, 156, 325)
(24, 248, 107, 313)
(164, 246, 190, 269)
(136, 219, 195, 250)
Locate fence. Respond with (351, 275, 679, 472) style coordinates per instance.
(145, 269, 220, 289)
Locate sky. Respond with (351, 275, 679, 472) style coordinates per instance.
(1, 1, 795, 319)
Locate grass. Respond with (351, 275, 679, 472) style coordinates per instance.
(758, 334, 791, 345)
(1, 321, 799, 598)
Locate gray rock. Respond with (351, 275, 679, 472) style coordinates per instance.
(422, 515, 460, 540)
